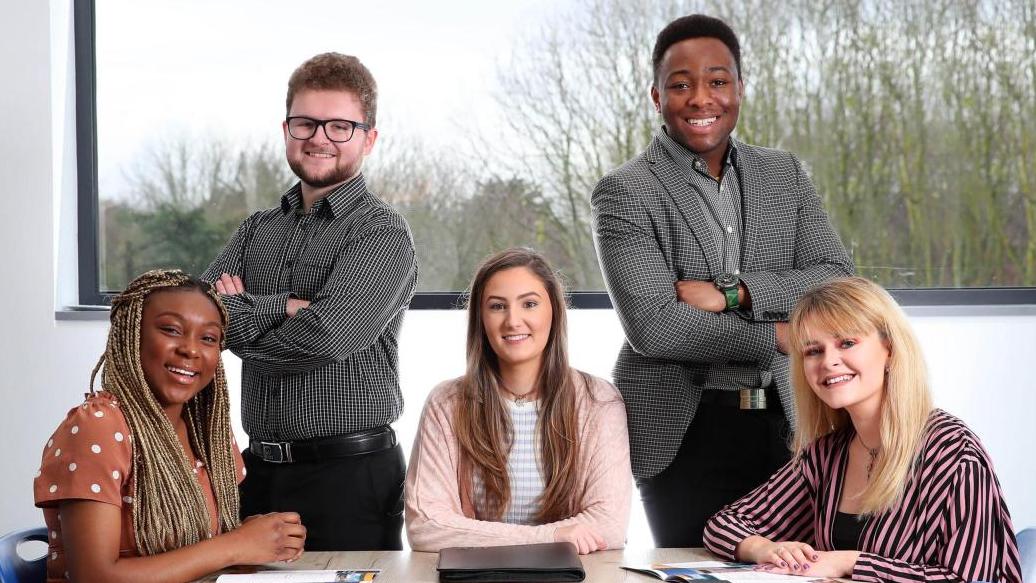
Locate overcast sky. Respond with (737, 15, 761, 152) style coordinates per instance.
(96, 0, 559, 197)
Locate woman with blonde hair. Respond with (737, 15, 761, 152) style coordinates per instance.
(704, 277, 1021, 582)
(405, 248, 631, 554)
(34, 270, 306, 582)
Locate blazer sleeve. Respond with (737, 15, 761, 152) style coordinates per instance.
(737, 153, 855, 321)
(591, 170, 779, 366)
(703, 455, 817, 559)
(851, 453, 1023, 583)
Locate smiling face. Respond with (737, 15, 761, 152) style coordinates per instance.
(651, 36, 743, 172)
(800, 322, 890, 416)
(481, 267, 554, 376)
(283, 89, 377, 193)
(139, 289, 223, 419)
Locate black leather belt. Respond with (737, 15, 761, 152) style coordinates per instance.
(249, 425, 396, 464)
(700, 388, 778, 409)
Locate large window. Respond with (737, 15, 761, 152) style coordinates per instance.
(76, 0, 1036, 306)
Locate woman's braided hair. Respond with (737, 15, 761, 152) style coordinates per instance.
(89, 269, 241, 555)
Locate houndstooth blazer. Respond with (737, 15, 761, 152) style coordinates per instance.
(591, 134, 854, 479)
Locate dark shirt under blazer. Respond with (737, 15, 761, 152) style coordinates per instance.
(591, 132, 854, 479)
(203, 175, 418, 442)
(704, 409, 1022, 583)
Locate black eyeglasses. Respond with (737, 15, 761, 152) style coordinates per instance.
(285, 116, 370, 143)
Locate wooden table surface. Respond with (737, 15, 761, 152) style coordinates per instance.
(194, 547, 720, 582)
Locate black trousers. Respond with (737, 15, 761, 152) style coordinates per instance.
(637, 400, 792, 547)
(240, 443, 405, 551)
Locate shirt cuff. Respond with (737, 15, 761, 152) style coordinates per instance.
(737, 273, 788, 322)
(253, 292, 292, 333)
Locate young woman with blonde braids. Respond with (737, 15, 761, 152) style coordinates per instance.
(34, 269, 306, 583)
(704, 277, 1021, 582)
(405, 248, 632, 554)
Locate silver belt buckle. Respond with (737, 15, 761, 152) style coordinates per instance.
(259, 441, 293, 463)
(739, 387, 767, 410)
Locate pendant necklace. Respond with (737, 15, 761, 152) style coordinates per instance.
(857, 433, 881, 480)
(501, 384, 536, 408)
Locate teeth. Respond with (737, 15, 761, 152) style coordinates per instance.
(167, 366, 197, 377)
(688, 117, 718, 127)
(307, 152, 335, 158)
(825, 374, 853, 385)
(503, 334, 530, 341)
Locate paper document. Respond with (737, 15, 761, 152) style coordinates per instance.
(215, 569, 379, 582)
(622, 561, 838, 582)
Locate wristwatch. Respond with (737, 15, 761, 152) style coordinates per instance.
(714, 273, 740, 311)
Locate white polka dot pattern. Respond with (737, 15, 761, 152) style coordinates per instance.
(91, 444, 101, 454)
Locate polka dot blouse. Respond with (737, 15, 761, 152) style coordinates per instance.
(33, 392, 245, 582)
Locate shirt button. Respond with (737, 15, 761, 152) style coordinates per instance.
(726, 225, 733, 233)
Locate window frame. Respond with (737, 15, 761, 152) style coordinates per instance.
(72, 0, 1036, 309)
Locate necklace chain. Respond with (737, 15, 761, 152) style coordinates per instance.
(501, 384, 536, 407)
(856, 434, 880, 480)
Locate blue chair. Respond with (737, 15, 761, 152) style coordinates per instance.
(1018, 528, 1035, 583)
(0, 527, 47, 583)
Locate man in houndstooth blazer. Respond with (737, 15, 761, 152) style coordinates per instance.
(591, 15, 853, 547)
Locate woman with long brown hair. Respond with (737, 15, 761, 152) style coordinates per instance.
(405, 248, 631, 554)
(34, 270, 306, 582)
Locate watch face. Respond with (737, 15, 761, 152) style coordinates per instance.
(715, 274, 738, 289)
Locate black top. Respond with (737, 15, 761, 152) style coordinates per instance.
(202, 175, 418, 441)
(832, 511, 867, 551)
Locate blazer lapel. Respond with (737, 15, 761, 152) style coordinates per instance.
(736, 141, 763, 269)
(646, 138, 721, 275)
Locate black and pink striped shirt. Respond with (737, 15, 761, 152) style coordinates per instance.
(704, 409, 1021, 582)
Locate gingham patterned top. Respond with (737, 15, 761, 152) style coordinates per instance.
(471, 400, 545, 525)
(591, 132, 854, 478)
(704, 409, 1022, 583)
(656, 128, 769, 392)
(203, 175, 418, 441)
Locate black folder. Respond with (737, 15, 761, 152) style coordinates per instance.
(436, 542, 586, 582)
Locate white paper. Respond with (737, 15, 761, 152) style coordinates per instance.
(215, 569, 378, 582)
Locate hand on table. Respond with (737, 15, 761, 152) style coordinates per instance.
(554, 524, 606, 555)
(738, 536, 818, 572)
(757, 550, 860, 578)
(231, 512, 307, 564)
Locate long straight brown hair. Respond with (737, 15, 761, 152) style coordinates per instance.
(454, 248, 591, 524)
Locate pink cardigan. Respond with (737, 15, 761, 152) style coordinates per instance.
(404, 372, 632, 551)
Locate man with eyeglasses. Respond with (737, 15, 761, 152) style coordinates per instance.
(203, 53, 418, 551)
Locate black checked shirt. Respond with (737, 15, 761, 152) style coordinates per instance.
(656, 128, 769, 392)
(203, 174, 418, 442)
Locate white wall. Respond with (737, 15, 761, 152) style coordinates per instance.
(1, 0, 1032, 545)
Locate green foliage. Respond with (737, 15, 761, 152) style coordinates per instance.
(100, 0, 1035, 291)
